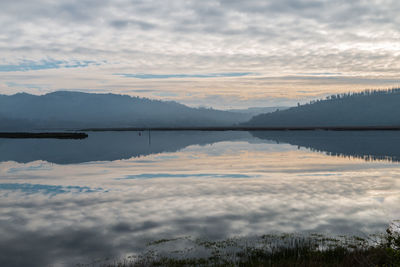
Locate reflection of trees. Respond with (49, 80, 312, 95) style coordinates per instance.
(251, 131, 400, 163)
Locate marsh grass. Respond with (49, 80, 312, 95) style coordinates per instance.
(93, 221, 400, 267)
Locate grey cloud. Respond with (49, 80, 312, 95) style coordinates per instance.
(110, 19, 156, 30)
(1, 0, 400, 106)
(256, 75, 400, 85)
(115, 72, 254, 79)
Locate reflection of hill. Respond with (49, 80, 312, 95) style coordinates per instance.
(0, 131, 251, 164)
(251, 131, 400, 162)
(3, 130, 399, 164)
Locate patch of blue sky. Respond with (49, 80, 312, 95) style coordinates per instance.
(0, 59, 98, 72)
(114, 72, 254, 79)
(0, 183, 105, 195)
(116, 173, 257, 180)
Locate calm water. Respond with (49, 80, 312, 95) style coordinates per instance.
(1, 131, 400, 266)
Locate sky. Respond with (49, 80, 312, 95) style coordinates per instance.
(0, 0, 400, 109)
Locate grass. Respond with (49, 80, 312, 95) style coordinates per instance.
(88, 221, 400, 267)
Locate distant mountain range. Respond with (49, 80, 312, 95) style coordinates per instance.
(0, 91, 271, 131)
(227, 106, 289, 116)
(245, 88, 400, 127)
(2, 89, 400, 131)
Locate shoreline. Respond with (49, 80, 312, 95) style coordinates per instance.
(0, 132, 88, 139)
(2, 126, 400, 138)
(81, 126, 400, 131)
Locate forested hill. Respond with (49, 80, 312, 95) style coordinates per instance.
(0, 91, 251, 130)
(245, 89, 400, 127)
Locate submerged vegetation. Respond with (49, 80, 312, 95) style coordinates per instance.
(93, 221, 400, 267)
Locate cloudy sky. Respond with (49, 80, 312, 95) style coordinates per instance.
(1, 0, 399, 108)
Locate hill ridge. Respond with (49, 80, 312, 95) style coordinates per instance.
(245, 88, 400, 127)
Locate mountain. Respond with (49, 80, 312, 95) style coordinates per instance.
(245, 88, 400, 127)
(227, 106, 289, 116)
(0, 91, 252, 131)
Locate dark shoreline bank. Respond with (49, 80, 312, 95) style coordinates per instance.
(0, 132, 88, 139)
(81, 126, 400, 132)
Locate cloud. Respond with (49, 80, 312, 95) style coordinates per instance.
(5, 82, 42, 90)
(109, 19, 156, 30)
(114, 72, 254, 79)
(1, 0, 400, 107)
(116, 173, 255, 179)
(296, 73, 343, 76)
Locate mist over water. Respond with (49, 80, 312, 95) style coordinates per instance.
(0, 131, 399, 266)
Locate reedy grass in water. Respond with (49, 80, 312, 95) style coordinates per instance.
(85, 221, 400, 267)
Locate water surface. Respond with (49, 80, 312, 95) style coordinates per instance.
(0, 131, 399, 266)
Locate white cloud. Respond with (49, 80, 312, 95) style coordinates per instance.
(1, 0, 400, 107)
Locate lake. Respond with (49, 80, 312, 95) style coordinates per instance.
(0, 131, 399, 266)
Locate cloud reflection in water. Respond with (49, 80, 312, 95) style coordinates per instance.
(0, 132, 399, 266)
(0, 183, 105, 195)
